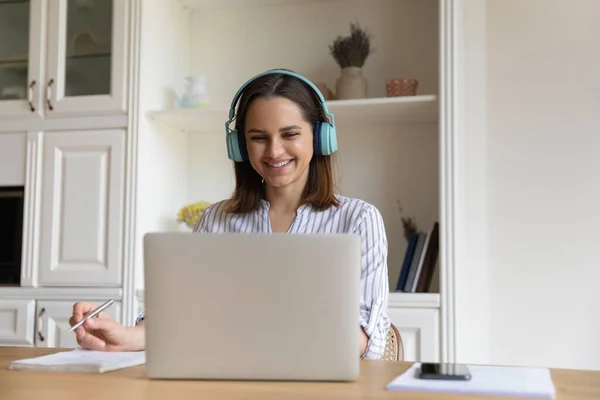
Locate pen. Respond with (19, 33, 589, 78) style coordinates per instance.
(69, 299, 115, 332)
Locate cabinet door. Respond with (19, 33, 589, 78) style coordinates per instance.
(45, 0, 129, 115)
(0, 299, 35, 346)
(0, 132, 27, 185)
(0, 0, 44, 118)
(35, 300, 121, 348)
(38, 129, 125, 286)
(387, 308, 440, 362)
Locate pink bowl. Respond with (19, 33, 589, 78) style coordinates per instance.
(386, 78, 419, 97)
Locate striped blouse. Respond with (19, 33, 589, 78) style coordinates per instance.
(136, 194, 391, 360)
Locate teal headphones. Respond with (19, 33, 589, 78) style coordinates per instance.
(225, 69, 338, 162)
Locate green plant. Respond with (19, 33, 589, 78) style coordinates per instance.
(329, 21, 372, 68)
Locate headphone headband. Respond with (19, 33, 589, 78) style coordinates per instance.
(225, 69, 334, 131)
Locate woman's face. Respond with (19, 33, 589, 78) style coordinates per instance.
(244, 96, 314, 190)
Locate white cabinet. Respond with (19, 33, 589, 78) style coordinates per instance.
(387, 293, 440, 363)
(388, 308, 440, 363)
(35, 300, 121, 348)
(0, 0, 44, 118)
(0, 299, 35, 346)
(45, 0, 129, 115)
(0, 0, 132, 348)
(0, 297, 122, 349)
(0, 133, 26, 186)
(0, 0, 129, 119)
(0, 0, 133, 344)
(37, 129, 125, 287)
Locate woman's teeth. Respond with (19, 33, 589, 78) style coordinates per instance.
(268, 160, 291, 168)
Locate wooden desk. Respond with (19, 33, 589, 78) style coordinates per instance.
(1, 347, 599, 399)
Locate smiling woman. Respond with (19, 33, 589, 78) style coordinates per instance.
(192, 70, 392, 359)
(225, 69, 339, 216)
(69, 69, 392, 360)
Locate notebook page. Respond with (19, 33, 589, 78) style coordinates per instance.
(387, 363, 555, 399)
(9, 348, 146, 373)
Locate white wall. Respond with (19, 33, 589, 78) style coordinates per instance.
(189, 0, 439, 107)
(484, 0, 600, 370)
(135, 0, 191, 294)
(454, 0, 490, 366)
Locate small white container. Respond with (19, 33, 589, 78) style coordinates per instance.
(175, 76, 211, 109)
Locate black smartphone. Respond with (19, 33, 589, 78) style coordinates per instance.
(419, 363, 472, 381)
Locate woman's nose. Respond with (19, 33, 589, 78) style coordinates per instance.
(266, 138, 284, 158)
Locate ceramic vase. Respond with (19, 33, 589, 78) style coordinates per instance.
(335, 67, 367, 99)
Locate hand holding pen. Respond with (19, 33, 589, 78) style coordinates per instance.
(69, 300, 144, 352)
(69, 300, 115, 332)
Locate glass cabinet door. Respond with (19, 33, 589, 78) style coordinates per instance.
(46, 0, 128, 115)
(0, 0, 43, 117)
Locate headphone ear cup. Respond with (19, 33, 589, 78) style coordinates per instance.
(313, 121, 323, 156)
(315, 122, 337, 156)
(327, 123, 338, 154)
(226, 130, 244, 162)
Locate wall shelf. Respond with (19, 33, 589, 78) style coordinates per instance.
(178, 0, 331, 11)
(147, 95, 438, 134)
(388, 292, 440, 309)
(135, 289, 439, 309)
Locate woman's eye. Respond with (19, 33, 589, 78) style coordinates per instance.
(250, 136, 266, 141)
(283, 133, 299, 138)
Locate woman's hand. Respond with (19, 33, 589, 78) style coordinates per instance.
(360, 326, 368, 357)
(69, 302, 145, 352)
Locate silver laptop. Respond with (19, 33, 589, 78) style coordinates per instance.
(142, 232, 361, 381)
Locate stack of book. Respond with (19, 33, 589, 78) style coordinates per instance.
(395, 222, 439, 293)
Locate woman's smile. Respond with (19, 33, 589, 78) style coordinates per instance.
(265, 158, 294, 172)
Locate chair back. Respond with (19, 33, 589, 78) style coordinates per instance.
(382, 323, 404, 361)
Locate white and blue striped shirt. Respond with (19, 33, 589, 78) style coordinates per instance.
(137, 194, 391, 360)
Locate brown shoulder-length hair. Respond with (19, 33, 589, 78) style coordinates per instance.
(225, 70, 340, 214)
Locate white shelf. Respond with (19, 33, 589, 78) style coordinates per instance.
(147, 95, 438, 134)
(178, 0, 331, 10)
(0, 287, 123, 300)
(134, 289, 439, 309)
(388, 292, 440, 309)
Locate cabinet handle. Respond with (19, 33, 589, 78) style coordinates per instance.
(37, 307, 46, 342)
(46, 79, 54, 111)
(28, 80, 36, 112)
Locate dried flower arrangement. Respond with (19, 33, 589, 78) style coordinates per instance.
(401, 216, 418, 242)
(397, 199, 419, 242)
(328, 21, 372, 68)
(177, 200, 212, 230)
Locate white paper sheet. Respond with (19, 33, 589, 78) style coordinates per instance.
(9, 348, 146, 373)
(387, 363, 555, 399)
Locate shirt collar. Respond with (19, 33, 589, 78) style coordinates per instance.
(260, 199, 312, 215)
